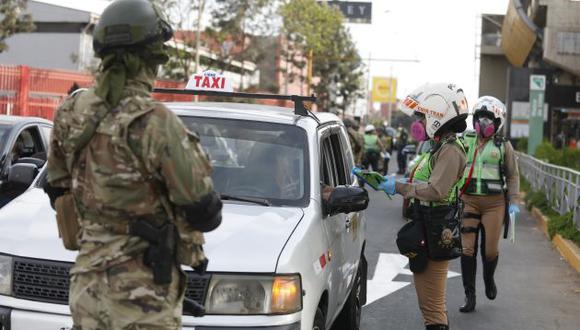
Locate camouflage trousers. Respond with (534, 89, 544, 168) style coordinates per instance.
(69, 255, 185, 330)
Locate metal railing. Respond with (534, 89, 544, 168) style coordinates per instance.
(517, 152, 580, 230)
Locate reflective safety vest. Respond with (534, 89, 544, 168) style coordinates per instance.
(364, 134, 379, 151)
(410, 137, 466, 206)
(463, 136, 505, 195)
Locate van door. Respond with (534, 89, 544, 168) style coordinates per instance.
(319, 127, 351, 315)
(335, 126, 364, 290)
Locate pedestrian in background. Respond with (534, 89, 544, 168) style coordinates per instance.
(44, 0, 221, 328)
(344, 118, 364, 165)
(380, 83, 469, 329)
(459, 96, 520, 313)
(396, 126, 410, 174)
(363, 124, 385, 171)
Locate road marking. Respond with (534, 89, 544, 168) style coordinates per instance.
(365, 253, 461, 306)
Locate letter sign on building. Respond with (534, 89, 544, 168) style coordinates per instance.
(318, 1, 372, 24)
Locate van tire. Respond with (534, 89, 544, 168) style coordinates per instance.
(333, 258, 364, 330)
(313, 307, 326, 330)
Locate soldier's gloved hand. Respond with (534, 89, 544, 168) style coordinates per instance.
(509, 204, 520, 216)
(183, 192, 222, 232)
(378, 175, 396, 195)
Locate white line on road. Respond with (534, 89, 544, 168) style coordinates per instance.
(365, 253, 461, 306)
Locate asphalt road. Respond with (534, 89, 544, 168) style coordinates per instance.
(359, 160, 580, 330)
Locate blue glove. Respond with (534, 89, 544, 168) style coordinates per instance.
(378, 175, 396, 195)
(509, 204, 520, 215)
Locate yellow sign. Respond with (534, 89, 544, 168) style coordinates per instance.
(371, 77, 397, 103)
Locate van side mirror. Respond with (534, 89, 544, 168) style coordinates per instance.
(326, 185, 369, 215)
(8, 163, 38, 188)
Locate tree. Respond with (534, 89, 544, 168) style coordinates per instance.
(154, 0, 208, 81)
(279, 0, 364, 113)
(208, 0, 274, 90)
(0, 0, 34, 53)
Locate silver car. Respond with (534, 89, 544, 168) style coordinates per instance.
(0, 102, 369, 330)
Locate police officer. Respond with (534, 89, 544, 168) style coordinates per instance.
(396, 126, 410, 174)
(381, 83, 469, 329)
(44, 0, 221, 328)
(344, 118, 364, 165)
(363, 124, 385, 171)
(458, 96, 520, 313)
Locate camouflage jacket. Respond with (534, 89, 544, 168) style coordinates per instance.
(347, 127, 364, 164)
(47, 81, 214, 274)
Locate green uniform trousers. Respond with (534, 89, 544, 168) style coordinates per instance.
(69, 255, 185, 330)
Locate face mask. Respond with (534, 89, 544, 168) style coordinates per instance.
(475, 117, 495, 138)
(411, 120, 428, 141)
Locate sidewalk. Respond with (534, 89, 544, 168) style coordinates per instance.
(448, 203, 580, 329)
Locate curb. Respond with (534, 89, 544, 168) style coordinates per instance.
(553, 235, 580, 274)
(529, 206, 580, 274)
(531, 207, 549, 238)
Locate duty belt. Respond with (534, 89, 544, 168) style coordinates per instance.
(79, 206, 167, 235)
(412, 199, 453, 207)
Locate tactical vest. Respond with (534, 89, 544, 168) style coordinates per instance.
(68, 90, 205, 267)
(410, 137, 466, 206)
(463, 136, 505, 195)
(72, 95, 163, 220)
(364, 134, 379, 151)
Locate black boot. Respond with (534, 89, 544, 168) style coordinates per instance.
(426, 325, 448, 330)
(483, 256, 498, 300)
(459, 256, 477, 313)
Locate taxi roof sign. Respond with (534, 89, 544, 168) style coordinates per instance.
(186, 70, 233, 93)
(154, 87, 317, 117)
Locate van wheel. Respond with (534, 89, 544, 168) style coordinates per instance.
(333, 260, 364, 330)
(313, 307, 326, 330)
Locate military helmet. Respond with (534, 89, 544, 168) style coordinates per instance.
(93, 0, 173, 56)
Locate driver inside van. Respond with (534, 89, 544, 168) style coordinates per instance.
(10, 135, 25, 165)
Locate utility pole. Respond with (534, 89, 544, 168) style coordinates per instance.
(193, 0, 206, 102)
(194, 0, 206, 74)
(363, 57, 420, 124)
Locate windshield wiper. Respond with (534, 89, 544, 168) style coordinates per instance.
(220, 194, 271, 206)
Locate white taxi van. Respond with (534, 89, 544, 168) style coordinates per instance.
(0, 74, 369, 330)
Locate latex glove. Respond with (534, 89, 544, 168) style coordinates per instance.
(509, 204, 520, 215)
(378, 175, 396, 195)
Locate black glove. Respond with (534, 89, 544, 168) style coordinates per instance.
(183, 192, 222, 232)
(43, 183, 69, 210)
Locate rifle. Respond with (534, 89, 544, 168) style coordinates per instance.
(129, 219, 207, 317)
(129, 220, 176, 285)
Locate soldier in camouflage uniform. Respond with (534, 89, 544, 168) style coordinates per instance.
(44, 0, 222, 329)
(344, 118, 364, 165)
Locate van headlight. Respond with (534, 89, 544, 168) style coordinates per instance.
(0, 255, 13, 295)
(205, 274, 302, 315)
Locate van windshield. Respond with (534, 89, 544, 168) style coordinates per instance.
(180, 116, 310, 207)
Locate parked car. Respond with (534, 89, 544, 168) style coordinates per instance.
(0, 115, 52, 208)
(0, 101, 369, 330)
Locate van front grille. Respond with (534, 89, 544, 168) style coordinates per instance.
(11, 257, 210, 309)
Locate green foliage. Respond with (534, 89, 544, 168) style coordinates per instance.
(279, 0, 364, 112)
(519, 175, 531, 194)
(154, 0, 207, 81)
(208, 0, 273, 90)
(547, 212, 580, 246)
(522, 175, 580, 247)
(515, 137, 527, 152)
(0, 0, 35, 53)
(533, 141, 580, 171)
